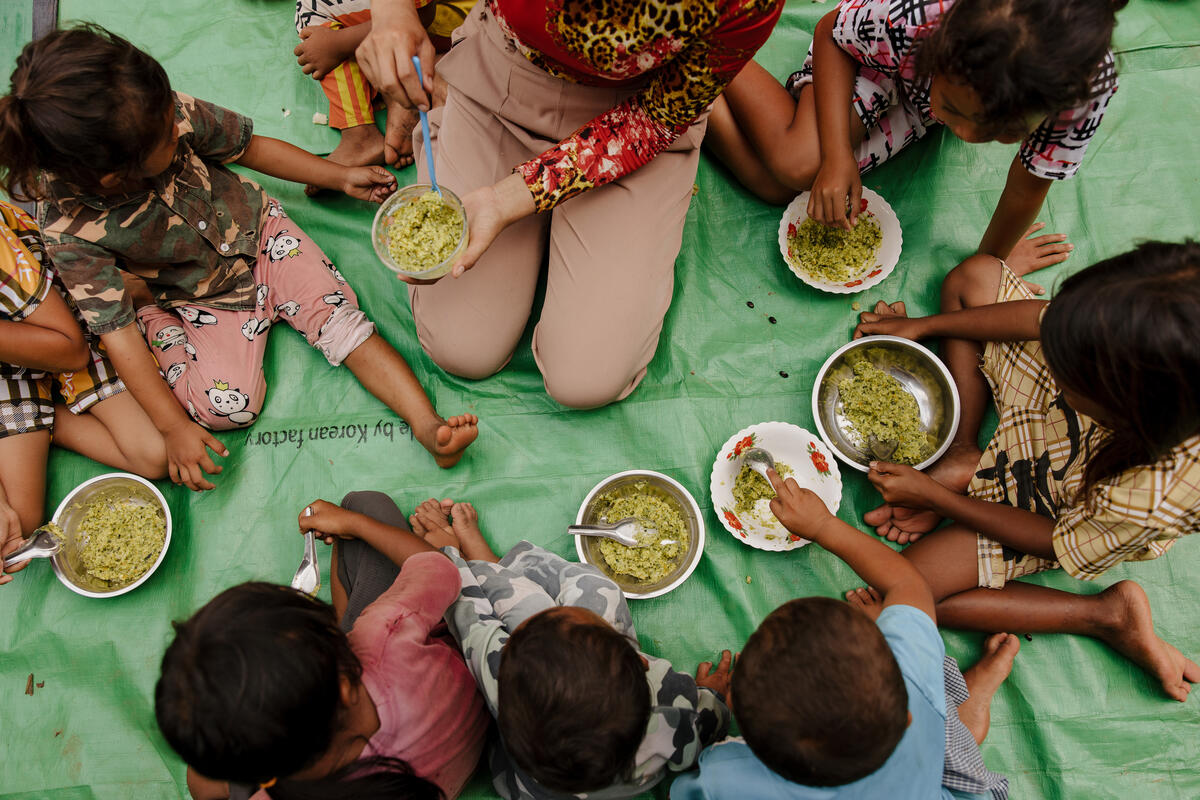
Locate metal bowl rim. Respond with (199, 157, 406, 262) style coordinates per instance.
(811, 335, 962, 472)
(49, 472, 173, 599)
(574, 469, 706, 600)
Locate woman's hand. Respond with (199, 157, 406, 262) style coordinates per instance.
(767, 470, 836, 542)
(0, 497, 26, 585)
(807, 150, 862, 231)
(299, 499, 364, 545)
(450, 173, 537, 278)
(853, 300, 929, 341)
(866, 462, 942, 511)
(354, 1, 435, 163)
(342, 165, 398, 203)
(163, 421, 227, 491)
(1004, 222, 1073, 295)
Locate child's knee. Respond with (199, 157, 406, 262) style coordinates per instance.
(941, 254, 1005, 311)
(339, 490, 395, 516)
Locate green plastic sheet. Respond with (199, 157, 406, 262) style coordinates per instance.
(2, 1, 1199, 797)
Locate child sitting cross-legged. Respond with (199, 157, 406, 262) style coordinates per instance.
(672, 472, 1014, 800)
(402, 498, 735, 800)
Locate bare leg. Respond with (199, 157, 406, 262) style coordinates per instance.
(341, 332, 477, 468)
(449, 501, 498, 562)
(957, 633, 1020, 744)
(705, 97, 796, 205)
(52, 392, 168, 479)
(0, 430, 50, 583)
(329, 542, 348, 622)
(902, 526, 1199, 701)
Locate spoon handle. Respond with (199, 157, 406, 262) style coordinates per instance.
(410, 56, 442, 199)
(3, 536, 56, 568)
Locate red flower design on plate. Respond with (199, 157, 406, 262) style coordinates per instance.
(844, 279, 863, 288)
(788, 532, 803, 543)
(723, 508, 744, 533)
(867, 268, 882, 278)
(727, 433, 757, 460)
(787, 222, 797, 236)
(808, 442, 831, 475)
(859, 198, 869, 213)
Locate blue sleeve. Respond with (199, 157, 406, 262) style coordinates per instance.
(669, 771, 710, 800)
(877, 604, 946, 716)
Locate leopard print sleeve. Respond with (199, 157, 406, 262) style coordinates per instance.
(516, 0, 784, 213)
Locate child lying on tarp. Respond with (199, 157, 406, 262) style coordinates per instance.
(0, 198, 165, 585)
(0, 25, 478, 493)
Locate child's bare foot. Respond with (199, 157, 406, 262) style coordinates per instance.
(408, 497, 459, 549)
(958, 633, 1020, 744)
(1096, 581, 1199, 702)
(305, 125, 387, 196)
(449, 501, 499, 562)
(414, 414, 478, 469)
(864, 440, 981, 544)
(845, 587, 884, 621)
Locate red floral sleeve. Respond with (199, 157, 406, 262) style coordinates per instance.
(515, 0, 783, 213)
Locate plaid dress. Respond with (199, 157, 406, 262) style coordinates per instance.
(970, 266, 1200, 588)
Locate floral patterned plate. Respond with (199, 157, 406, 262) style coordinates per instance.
(777, 187, 902, 295)
(710, 422, 842, 552)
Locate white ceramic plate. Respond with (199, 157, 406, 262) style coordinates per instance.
(710, 422, 842, 551)
(778, 187, 902, 294)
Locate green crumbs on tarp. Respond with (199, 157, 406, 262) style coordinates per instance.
(2, 1, 1199, 798)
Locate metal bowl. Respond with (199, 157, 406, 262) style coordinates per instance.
(575, 470, 705, 600)
(371, 183, 468, 280)
(50, 473, 172, 598)
(812, 336, 960, 472)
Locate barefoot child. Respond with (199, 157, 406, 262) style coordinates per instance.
(708, 0, 1121, 261)
(294, 0, 471, 173)
(855, 242, 1200, 701)
(0, 198, 167, 584)
(155, 492, 488, 799)
(672, 471, 1014, 800)
(403, 498, 734, 800)
(0, 26, 478, 491)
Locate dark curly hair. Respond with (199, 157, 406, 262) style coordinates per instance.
(915, 0, 1126, 139)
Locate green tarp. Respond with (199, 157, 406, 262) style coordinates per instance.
(2, 1, 1199, 797)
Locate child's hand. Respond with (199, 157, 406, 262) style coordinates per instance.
(866, 462, 940, 511)
(853, 300, 928, 341)
(300, 499, 362, 544)
(807, 151, 862, 231)
(0, 499, 26, 585)
(767, 469, 836, 542)
(294, 26, 355, 81)
(163, 421, 226, 491)
(695, 649, 735, 703)
(1004, 222, 1073, 295)
(342, 166, 397, 203)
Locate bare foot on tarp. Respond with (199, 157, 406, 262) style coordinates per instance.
(1097, 581, 1200, 702)
(845, 586, 884, 621)
(305, 124, 388, 196)
(409, 497, 458, 549)
(413, 413, 478, 469)
(958, 633, 1020, 744)
(450, 501, 499, 562)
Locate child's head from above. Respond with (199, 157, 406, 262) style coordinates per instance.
(917, 0, 1126, 144)
(0, 23, 176, 200)
(498, 606, 652, 793)
(1041, 240, 1200, 496)
(154, 582, 441, 800)
(732, 597, 909, 786)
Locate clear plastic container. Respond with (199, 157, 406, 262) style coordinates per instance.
(371, 183, 468, 280)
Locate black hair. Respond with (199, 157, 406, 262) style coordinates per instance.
(155, 582, 441, 800)
(1041, 240, 1200, 502)
(732, 597, 909, 786)
(497, 607, 651, 793)
(0, 23, 174, 199)
(915, 0, 1126, 138)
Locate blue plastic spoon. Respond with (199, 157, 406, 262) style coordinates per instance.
(410, 56, 442, 199)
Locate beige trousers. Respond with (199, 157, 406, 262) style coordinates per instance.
(410, 5, 707, 409)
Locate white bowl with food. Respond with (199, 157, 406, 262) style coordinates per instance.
(49, 473, 172, 598)
(710, 422, 842, 552)
(371, 183, 468, 280)
(778, 187, 902, 294)
(812, 335, 961, 473)
(575, 470, 705, 600)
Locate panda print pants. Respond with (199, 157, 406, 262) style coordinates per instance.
(135, 201, 376, 431)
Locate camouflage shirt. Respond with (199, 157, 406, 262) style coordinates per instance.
(36, 93, 268, 335)
(443, 541, 730, 800)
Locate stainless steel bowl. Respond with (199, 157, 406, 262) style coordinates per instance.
(50, 473, 172, 598)
(575, 470, 705, 600)
(812, 336, 961, 472)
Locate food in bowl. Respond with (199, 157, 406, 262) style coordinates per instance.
(385, 191, 463, 270)
(731, 462, 794, 529)
(786, 215, 882, 283)
(591, 482, 688, 582)
(837, 360, 934, 464)
(75, 496, 167, 586)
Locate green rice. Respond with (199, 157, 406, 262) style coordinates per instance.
(77, 499, 166, 586)
(592, 482, 688, 583)
(837, 360, 933, 464)
(386, 191, 462, 269)
(731, 462, 794, 530)
(787, 215, 882, 282)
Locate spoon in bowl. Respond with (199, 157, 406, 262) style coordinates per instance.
(742, 446, 777, 481)
(3, 525, 63, 568)
(569, 517, 677, 549)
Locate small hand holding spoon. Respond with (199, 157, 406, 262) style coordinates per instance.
(3, 525, 63, 569)
(410, 56, 443, 200)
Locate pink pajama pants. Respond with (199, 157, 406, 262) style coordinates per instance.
(138, 201, 375, 431)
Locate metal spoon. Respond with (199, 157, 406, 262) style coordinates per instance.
(410, 56, 443, 199)
(290, 506, 320, 596)
(569, 517, 676, 549)
(867, 434, 899, 461)
(742, 446, 776, 481)
(3, 525, 62, 568)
